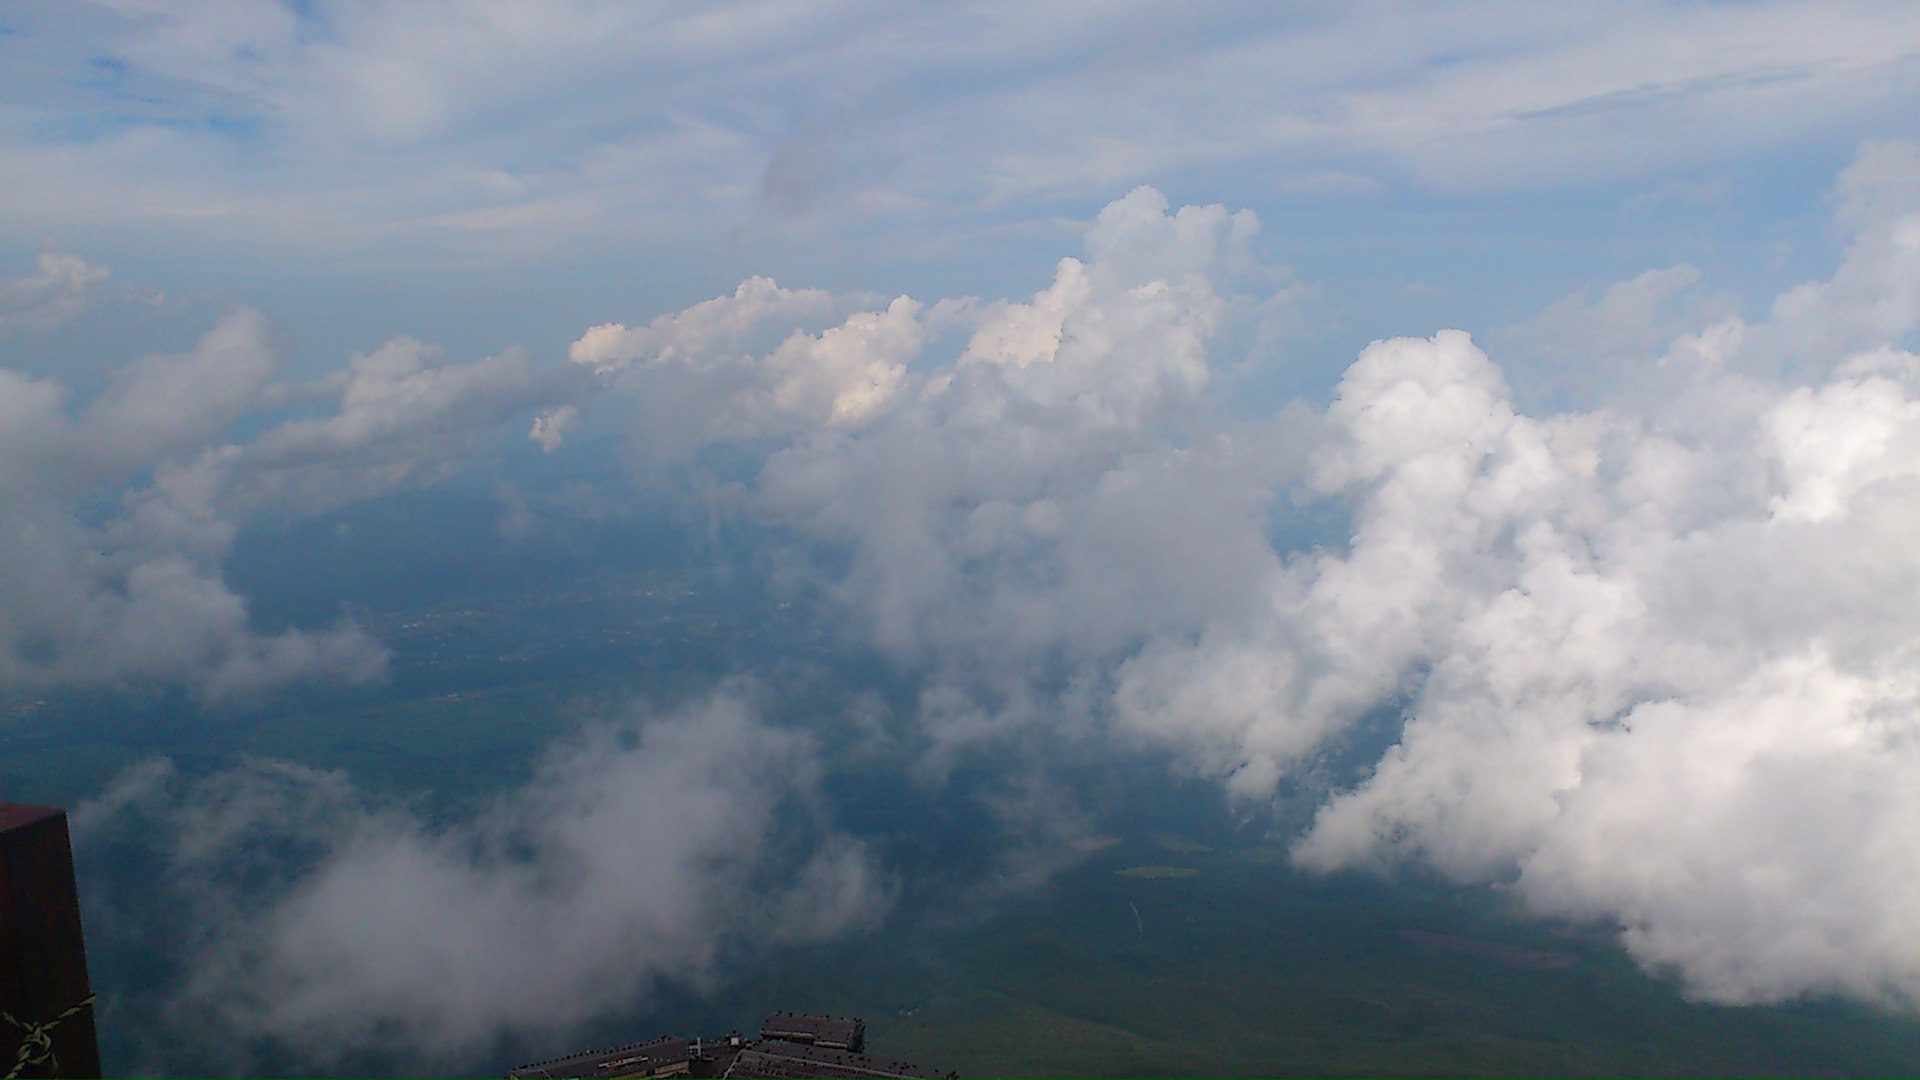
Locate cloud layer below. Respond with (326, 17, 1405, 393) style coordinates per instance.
(76, 689, 887, 1073)
(570, 144, 1920, 1009)
(0, 282, 590, 697)
(41, 139, 1920, 1068)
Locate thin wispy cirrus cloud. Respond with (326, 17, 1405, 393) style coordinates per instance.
(3, 2, 1917, 266)
(6, 2, 1920, 1073)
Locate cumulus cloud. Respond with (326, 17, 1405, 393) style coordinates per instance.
(156, 334, 575, 517)
(1760, 140, 1920, 368)
(569, 277, 856, 373)
(570, 276, 952, 460)
(748, 187, 1297, 663)
(0, 251, 107, 334)
(77, 306, 280, 469)
(29, 129, 1920, 1055)
(76, 690, 889, 1074)
(0, 303, 579, 697)
(1107, 153, 1920, 1007)
(528, 404, 579, 452)
(1136, 153, 1920, 1007)
(0, 308, 387, 696)
(566, 144, 1920, 1012)
(1266, 327, 1920, 1008)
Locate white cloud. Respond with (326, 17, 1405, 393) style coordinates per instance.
(0, 251, 108, 334)
(568, 147, 1920, 1012)
(1217, 159, 1920, 1006)
(528, 404, 579, 452)
(19, 85, 1920, 1056)
(569, 276, 933, 460)
(4, 4, 1914, 260)
(1517, 650, 1920, 1006)
(0, 301, 581, 697)
(0, 307, 389, 696)
(1494, 263, 1736, 407)
(1761, 140, 1920, 365)
(1119, 308, 1920, 1006)
(749, 187, 1289, 663)
(77, 306, 278, 468)
(3, 0, 1915, 1054)
(77, 689, 889, 1073)
(569, 277, 856, 372)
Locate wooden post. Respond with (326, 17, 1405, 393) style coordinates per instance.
(0, 804, 100, 1080)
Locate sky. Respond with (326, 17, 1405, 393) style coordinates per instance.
(7, 1, 1920, 1073)
(5, 1, 1917, 369)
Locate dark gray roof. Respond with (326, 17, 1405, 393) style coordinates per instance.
(725, 1039, 955, 1080)
(758, 1013, 865, 1050)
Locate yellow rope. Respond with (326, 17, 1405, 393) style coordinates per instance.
(3, 994, 94, 1080)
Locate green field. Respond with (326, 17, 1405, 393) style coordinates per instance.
(698, 832, 1920, 1079)
(13, 559, 1920, 1078)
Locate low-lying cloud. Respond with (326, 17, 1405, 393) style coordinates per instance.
(0, 281, 582, 698)
(573, 142, 1920, 1009)
(36, 138, 1920, 1067)
(0, 251, 107, 336)
(76, 689, 888, 1074)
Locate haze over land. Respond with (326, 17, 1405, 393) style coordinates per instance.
(4, 3, 1920, 1075)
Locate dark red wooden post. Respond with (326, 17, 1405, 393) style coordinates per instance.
(0, 804, 100, 1080)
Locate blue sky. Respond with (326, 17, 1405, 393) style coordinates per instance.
(4, 2, 1917, 376)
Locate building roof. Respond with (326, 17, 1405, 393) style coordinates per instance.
(0, 801, 60, 832)
(758, 1013, 864, 1051)
(725, 1039, 955, 1080)
(509, 1015, 950, 1080)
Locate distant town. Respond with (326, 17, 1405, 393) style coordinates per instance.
(508, 1012, 956, 1080)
